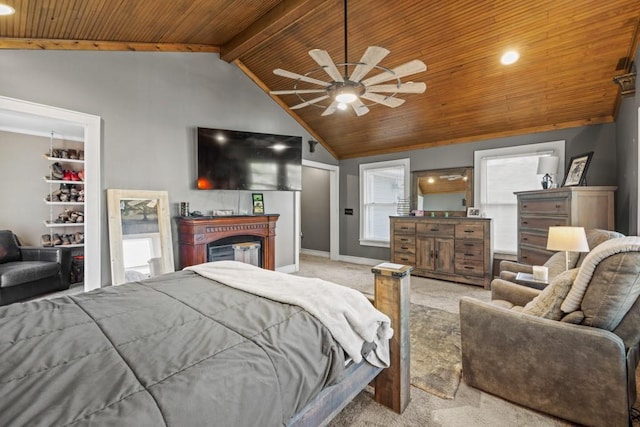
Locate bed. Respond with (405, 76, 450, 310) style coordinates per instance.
(0, 261, 409, 426)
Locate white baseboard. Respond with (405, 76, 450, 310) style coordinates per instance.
(277, 264, 298, 274)
(337, 254, 387, 266)
(300, 248, 330, 258)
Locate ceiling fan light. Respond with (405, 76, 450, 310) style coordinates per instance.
(335, 91, 358, 103)
(501, 50, 519, 65)
(337, 102, 348, 111)
(0, 4, 15, 15)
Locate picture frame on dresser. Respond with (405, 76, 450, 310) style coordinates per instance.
(466, 207, 481, 218)
(562, 152, 593, 187)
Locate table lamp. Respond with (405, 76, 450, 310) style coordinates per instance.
(537, 156, 560, 189)
(546, 226, 589, 271)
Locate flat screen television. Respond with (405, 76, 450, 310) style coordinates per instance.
(197, 127, 302, 191)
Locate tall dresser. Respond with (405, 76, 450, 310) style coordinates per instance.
(514, 186, 616, 265)
(390, 216, 492, 288)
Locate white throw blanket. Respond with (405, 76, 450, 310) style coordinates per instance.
(186, 261, 393, 368)
(561, 236, 640, 313)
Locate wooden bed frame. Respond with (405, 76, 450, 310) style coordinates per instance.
(288, 263, 411, 426)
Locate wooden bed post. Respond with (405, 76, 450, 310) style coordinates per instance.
(371, 263, 412, 414)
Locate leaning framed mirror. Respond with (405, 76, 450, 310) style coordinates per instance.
(411, 167, 473, 216)
(107, 189, 175, 285)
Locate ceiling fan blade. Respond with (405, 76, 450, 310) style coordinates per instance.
(361, 59, 427, 86)
(270, 89, 328, 95)
(360, 92, 405, 108)
(309, 49, 344, 83)
(366, 82, 427, 94)
(321, 100, 340, 116)
(352, 99, 370, 116)
(290, 95, 330, 110)
(349, 46, 390, 82)
(273, 68, 330, 87)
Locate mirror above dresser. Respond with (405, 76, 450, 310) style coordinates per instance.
(411, 167, 473, 216)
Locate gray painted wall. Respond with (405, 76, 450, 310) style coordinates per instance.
(0, 50, 336, 285)
(339, 123, 618, 260)
(301, 166, 330, 252)
(614, 45, 640, 235)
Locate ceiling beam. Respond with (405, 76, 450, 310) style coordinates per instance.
(0, 38, 219, 52)
(220, 0, 324, 63)
(234, 59, 338, 159)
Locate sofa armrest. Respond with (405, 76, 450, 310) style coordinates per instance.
(499, 260, 533, 275)
(490, 279, 540, 306)
(20, 246, 72, 288)
(459, 297, 630, 427)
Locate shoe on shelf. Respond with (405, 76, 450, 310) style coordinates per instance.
(75, 211, 84, 223)
(69, 171, 80, 181)
(59, 149, 69, 159)
(68, 149, 77, 160)
(74, 232, 84, 244)
(62, 234, 72, 245)
(41, 234, 53, 247)
(62, 170, 73, 181)
(78, 150, 85, 160)
(48, 149, 60, 158)
(77, 170, 85, 181)
(50, 162, 64, 180)
(52, 233, 63, 246)
(59, 193, 69, 202)
(77, 190, 85, 203)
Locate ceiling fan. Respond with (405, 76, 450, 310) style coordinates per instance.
(269, 0, 427, 117)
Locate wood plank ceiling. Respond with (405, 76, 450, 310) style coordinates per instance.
(1, 0, 638, 159)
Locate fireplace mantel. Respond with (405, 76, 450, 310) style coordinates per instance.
(176, 214, 279, 270)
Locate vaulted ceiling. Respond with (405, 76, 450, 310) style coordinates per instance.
(1, 0, 638, 159)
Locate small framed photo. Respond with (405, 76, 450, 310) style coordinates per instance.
(562, 152, 593, 187)
(467, 207, 481, 218)
(252, 193, 264, 214)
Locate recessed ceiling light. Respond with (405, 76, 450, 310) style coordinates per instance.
(501, 50, 520, 65)
(0, 4, 15, 16)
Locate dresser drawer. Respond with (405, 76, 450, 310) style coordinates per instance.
(454, 259, 484, 277)
(520, 215, 569, 231)
(394, 235, 415, 254)
(393, 221, 415, 234)
(519, 197, 569, 215)
(519, 247, 554, 265)
(455, 240, 484, 259)
(416, 222, 455, 236)
(392, 253, 416, 265)
(519, 231, 548, 249)
(455, 223, 484, 239)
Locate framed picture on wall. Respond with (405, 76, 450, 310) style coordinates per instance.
(562, 152, 593, 187)
(252, 193, 264, 214)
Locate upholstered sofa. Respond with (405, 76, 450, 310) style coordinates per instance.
(0, 230, 72, 306)
(460, 236, 640, 427)
(499, 228, 624, 289)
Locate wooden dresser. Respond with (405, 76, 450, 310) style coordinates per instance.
(515, 186, 616, 265)
(390, 216, 492, 288)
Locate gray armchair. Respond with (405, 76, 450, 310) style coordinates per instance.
(460, 242, 640, 427)
(499, 228, 624, 289)
(0, 230, 72, 306)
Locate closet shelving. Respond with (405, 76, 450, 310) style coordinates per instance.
(43, 131, 85, 248)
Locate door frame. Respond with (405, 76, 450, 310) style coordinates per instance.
(300, 160, 340, 264)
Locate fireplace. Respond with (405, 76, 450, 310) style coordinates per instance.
(207, 235, 263, 267)
(176, 215, 279, 270)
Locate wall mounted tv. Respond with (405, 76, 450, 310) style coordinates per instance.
(197, 127, 303, 191)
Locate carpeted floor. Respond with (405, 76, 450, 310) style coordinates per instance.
(296, 253, 571, 427)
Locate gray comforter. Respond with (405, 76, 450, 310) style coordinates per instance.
(0, 270, 346, 426)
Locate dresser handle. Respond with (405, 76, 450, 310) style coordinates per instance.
(464, 253, 474, 257)
(464, 266, 474, 270)
(464, 230, 474, 233)
(401, 246, 409, 250)
(523, 237, 528, 241)
(522, 204, 528, 208)
(555, 204, 561, 208)
(430, 228, 439, 232)
(400, 238, 409, 242)
(464, 243, 474, 246)
(401, 257, 409, 261)
(522, 221, 528, 225)
(401, 227, 409, 230)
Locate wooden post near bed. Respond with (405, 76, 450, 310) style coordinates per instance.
(372, 263, 412, 413)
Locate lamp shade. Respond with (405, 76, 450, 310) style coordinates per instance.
(546, 226, 590, 252)
(537, 156, 560, 175)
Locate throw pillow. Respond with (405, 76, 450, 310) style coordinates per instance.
(522, 268, 579, 320)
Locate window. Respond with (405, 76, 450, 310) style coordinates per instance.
(360, 158, 410, 247)
(474, 141, 565, 254)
